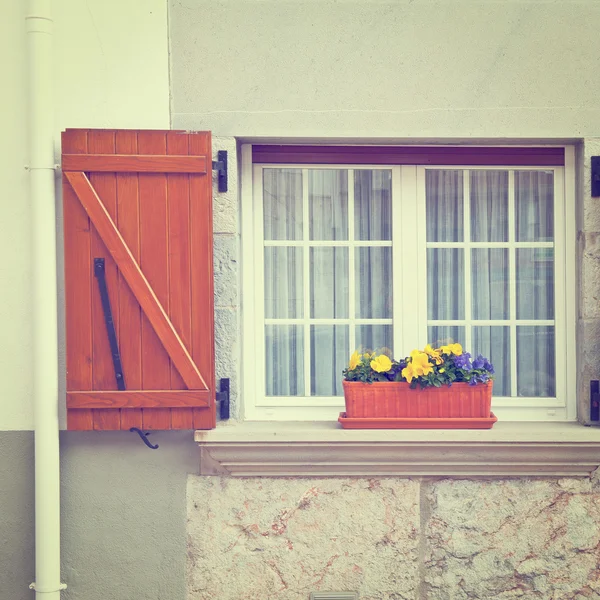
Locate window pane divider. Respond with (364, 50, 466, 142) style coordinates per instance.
(264, 240, 392, 247)
(464, 171, 472, 351)
(348, 169, 356, 355)
(428, 319, 554, 326)
(426, 241, 554, 248)
(392, 167, 403, 354)
(302, 168, 311, 396)
(508, 170, 518, 397)
(265, 318, 393, 325)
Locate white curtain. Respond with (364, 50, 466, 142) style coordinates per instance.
(264, 169, 392, 396)
(427, 169, 555, 397)
(263, 167, 555, 399)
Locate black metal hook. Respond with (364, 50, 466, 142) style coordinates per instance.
(129, 428, 159, 449)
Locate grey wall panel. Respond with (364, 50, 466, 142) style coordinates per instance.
(60, 431, 197, 600)
(0, 431, 35, 600)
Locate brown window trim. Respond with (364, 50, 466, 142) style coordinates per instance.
(252, 145, 564, 166)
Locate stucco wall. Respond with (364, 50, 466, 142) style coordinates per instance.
(0, 433, 35, 600)
(1, 2, 175, 599)
(173, 4, 600, 600)
(0, 0, 170, 431)
(170, 0, 600, 138)
(188, 475, 600, 599)
(60, 431, 197, 600)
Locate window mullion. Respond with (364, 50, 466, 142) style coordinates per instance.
(348, 170, 356, 354)
(302, 168, 311, 397)
(463, 170, 472, 353)
(401, 166, 425, 349)
(392, 166, 403, 354)
(508, 170, 517, 398)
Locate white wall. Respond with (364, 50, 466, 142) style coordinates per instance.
(0, 0, 170, 430)
(170, 0, 600, 138)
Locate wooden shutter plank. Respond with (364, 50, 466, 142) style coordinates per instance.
(63, 154, 207, 173)
(167, 132, 194, 429)
(88, 130, 122, 431)
(67, 390, 210, 409)
(138, 131, 172, 430)
(115, 130, 143, 430)
(64, 171, 208, 392)
(63, 129, 215, 431)
(63, 130, 94, 431)
(190, 132, 216, 429)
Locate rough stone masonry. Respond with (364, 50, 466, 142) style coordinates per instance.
(187, 476, 600, 600)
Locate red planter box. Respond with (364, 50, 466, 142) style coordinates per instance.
(342, 380, 493, 419)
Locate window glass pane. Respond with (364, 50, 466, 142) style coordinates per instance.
(427, 249, 464, 320)
(472, 326, 510, 397)
(309, 170, 348, 240)
(426, 170, 464, 242)
(517, 326, 555, 397)
(515, 171, 554, 242)
(355, 247, 392, 318)
(470, 170, 508, 242)
(311, 325, 348, 396)
(427, 326, 465, 348)
(265, 325, 304, 396)
(355, 170, 392, 241)
(310, 248, 349, 318)
(356, 325, 393, 355)
(471, 249, 509, 320)
(264, 247, 303, 319)
(516, 249, 554, 320)
(263, 168, 303, 241)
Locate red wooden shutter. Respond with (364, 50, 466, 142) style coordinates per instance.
(62, 129, 215, 431)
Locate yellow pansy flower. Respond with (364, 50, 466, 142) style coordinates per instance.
(370, 354, 393, 373)
(410, 350, 434, 377)
(440, 343, 463, 356)
(402, 362, 416, 383)
(424, 344, 443, 365)
(402, 351, 434, 382)
(349, 350, 361, 370)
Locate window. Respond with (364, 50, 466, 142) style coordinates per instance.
(241, 145, 575, 421)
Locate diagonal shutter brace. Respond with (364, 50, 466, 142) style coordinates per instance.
(212, 150, 228, 192)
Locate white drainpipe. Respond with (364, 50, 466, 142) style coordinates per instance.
(26, 0, 65, 598)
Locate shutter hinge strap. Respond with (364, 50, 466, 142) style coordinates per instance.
(211, 150, 228, 193)
(94, 258, 126, 391)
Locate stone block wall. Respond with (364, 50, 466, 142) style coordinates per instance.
(187, 476, 600, 600)
(201, 139, 600, 600)
(578, 139, 600, 423)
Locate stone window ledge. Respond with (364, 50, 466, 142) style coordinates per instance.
(195, 421, 600, 477)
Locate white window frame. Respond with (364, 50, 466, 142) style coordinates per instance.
(240, 144, 577, 422)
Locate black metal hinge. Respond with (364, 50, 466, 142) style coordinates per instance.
(591, 380, 600, 421)
(592, 156, 600, 197)
(216, 378, 230, 420)
(212, 151, 228, 193)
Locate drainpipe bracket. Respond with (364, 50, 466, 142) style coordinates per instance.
(24, 165, 61, 171)
(29, 582, 68, 592)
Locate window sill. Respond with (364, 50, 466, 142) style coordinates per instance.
(195, 421, 600, 477)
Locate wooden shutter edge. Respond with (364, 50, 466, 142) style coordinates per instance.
(63, 154, 207, 173)
(67, 390, 211, 409)
(65, 171, 208, 392)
